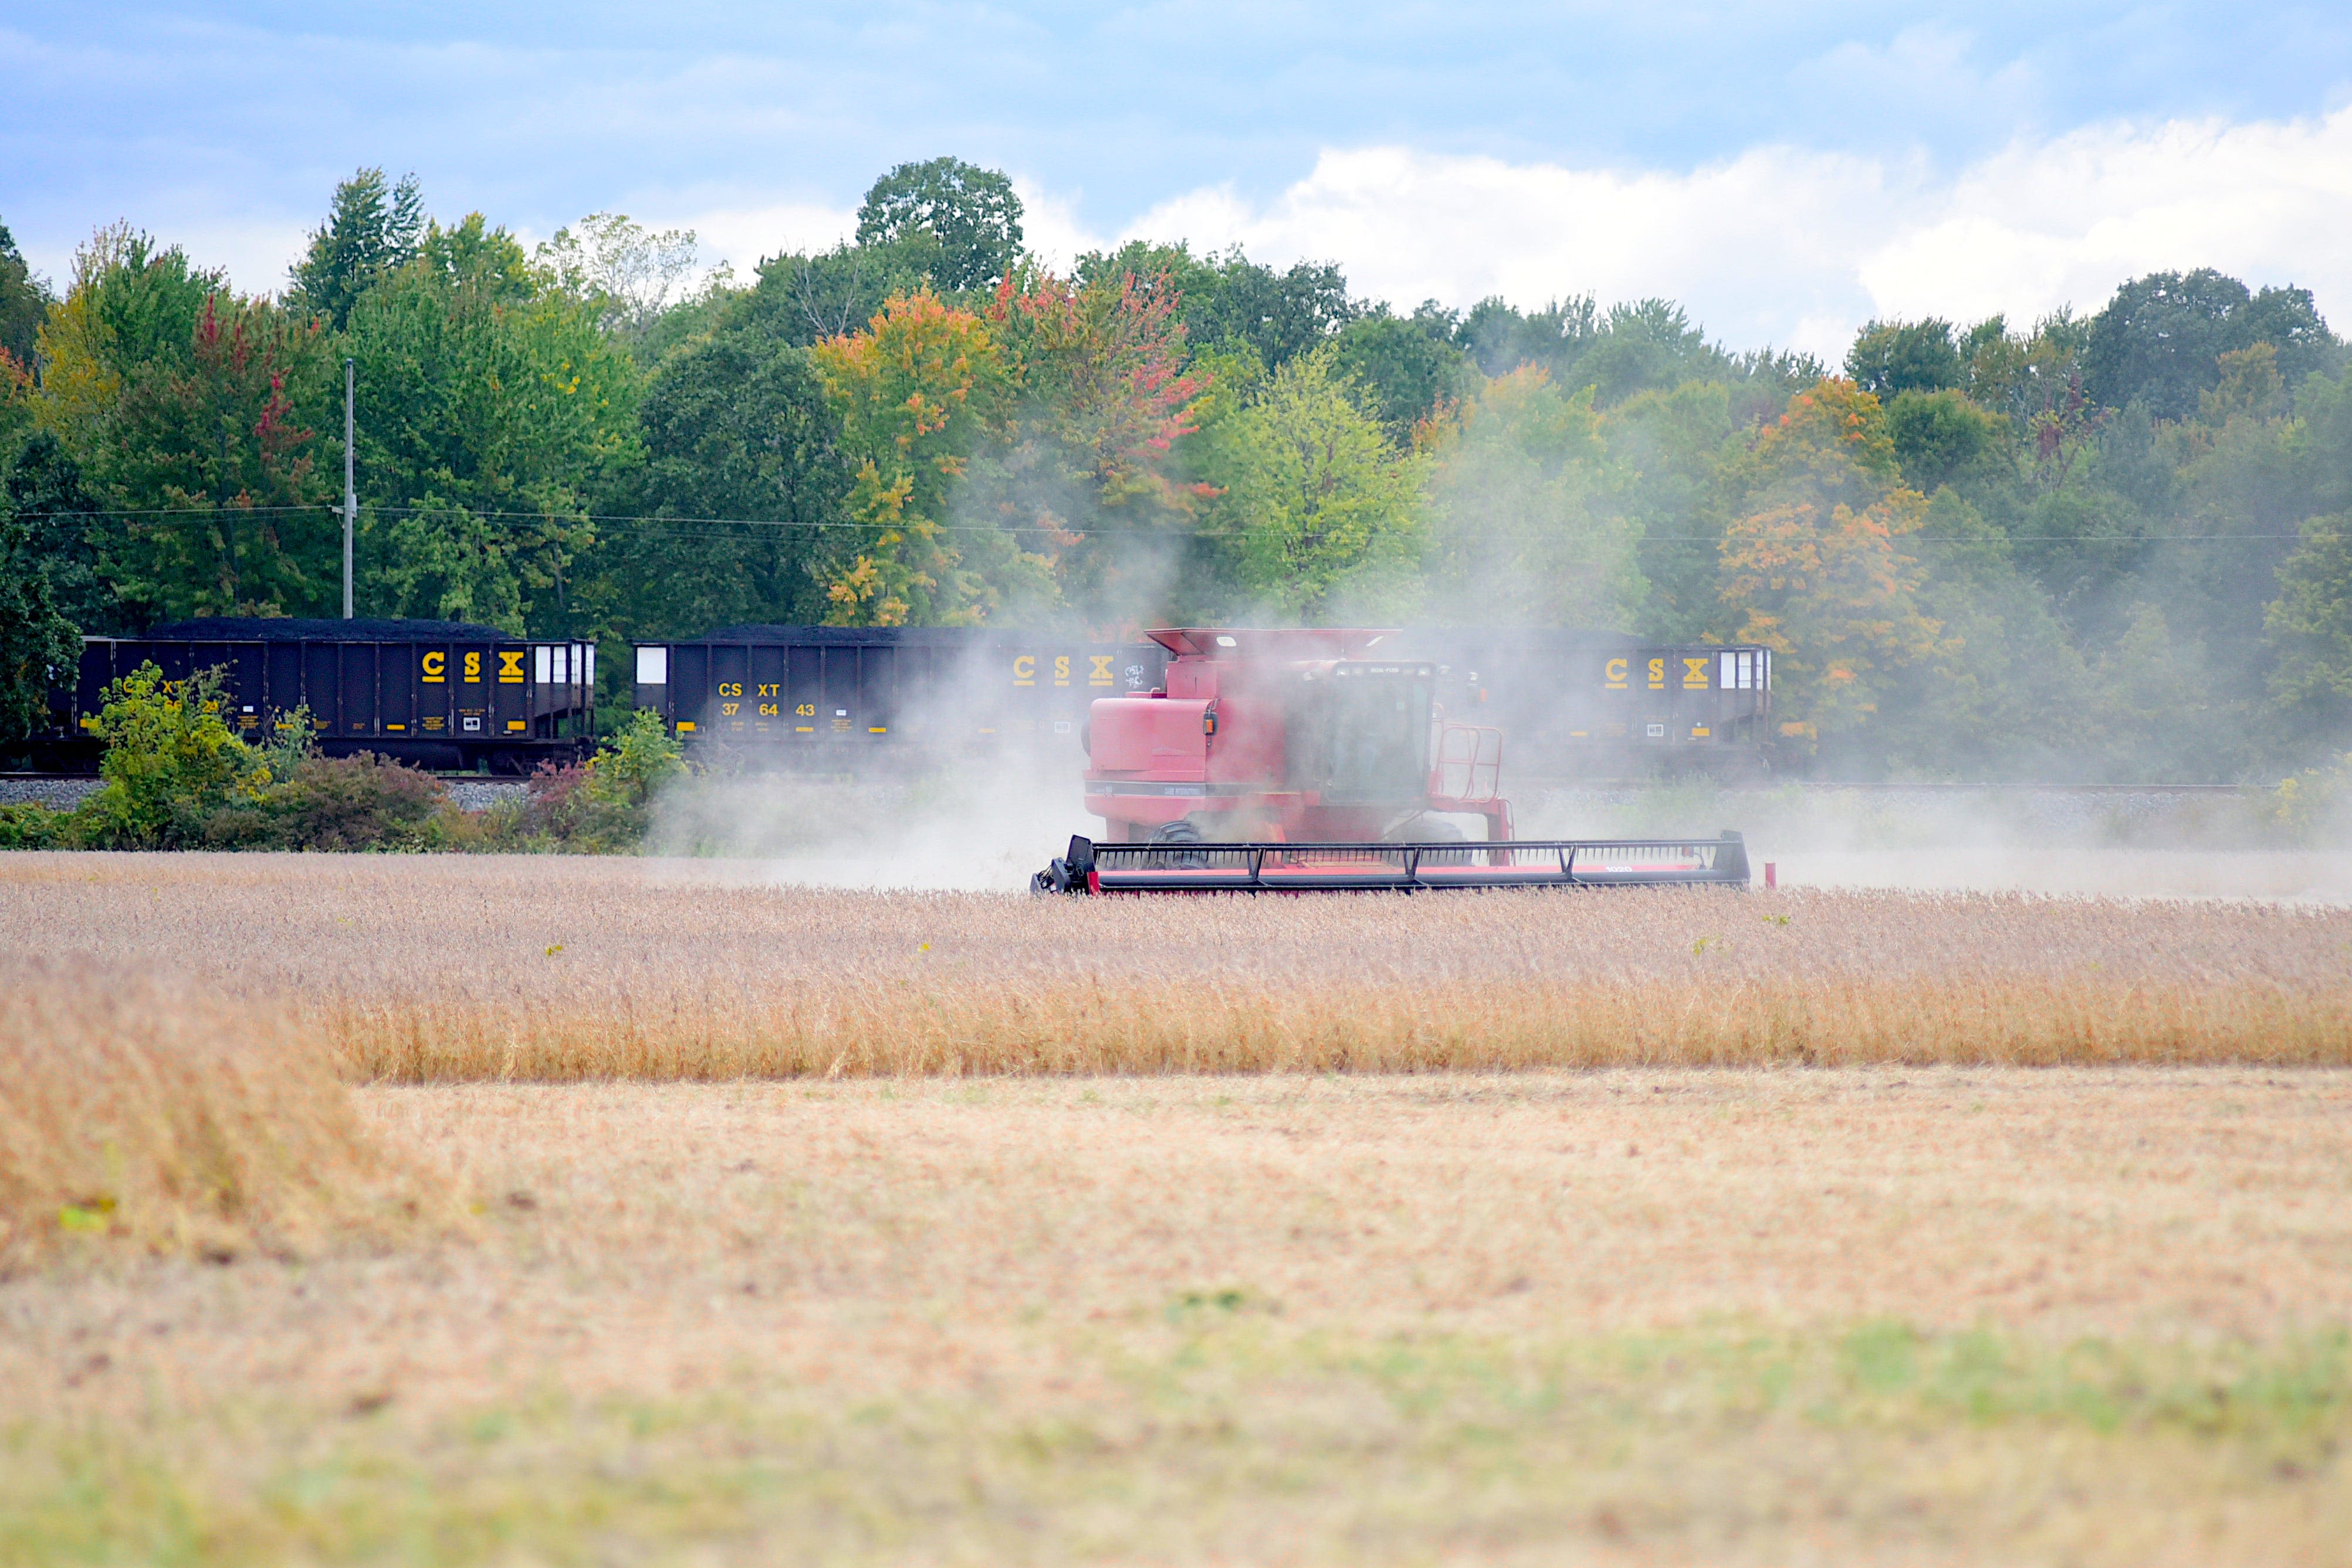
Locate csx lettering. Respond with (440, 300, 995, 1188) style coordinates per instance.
(1089, 655, 1114, 686)
(1013, 655, 1036, 686)
(463, 652, 482, 682)
(498, 651, 526, 683)
(756, 683, 778, 697)
(1053, 655, 1070, 686)
(718, 682, 743, 697)
(1647, 656, 1666, 689)
(1604, 656, 1629, 689)
(1683, 656, 1710, 689)
(421, 651, 446, 683)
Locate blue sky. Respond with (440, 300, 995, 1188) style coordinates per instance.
(7, 2, 2351, 353)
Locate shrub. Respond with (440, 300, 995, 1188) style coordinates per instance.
(0, 801, 69, 849)
(515, 708, 688, 852)
(202, 752, 451, 851)
(70, 662, 266, 848)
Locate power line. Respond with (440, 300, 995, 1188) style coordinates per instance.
(11, 500, 2346, 547)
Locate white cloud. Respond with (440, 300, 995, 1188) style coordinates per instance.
(650, 201, 857, 281)
(1114, 105, 2352, 357)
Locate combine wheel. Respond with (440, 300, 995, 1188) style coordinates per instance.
(1389, 814, 1473, 865)
(1143, 817, 1210, 870)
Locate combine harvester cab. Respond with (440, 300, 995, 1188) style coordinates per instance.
(1033, 628, 1749, 893)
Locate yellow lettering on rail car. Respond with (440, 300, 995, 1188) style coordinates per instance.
(795, 703, 815, 716)
(498, 651, 526, 683)
(463, 652, 482, 682)
(718, 682, 743, 697)
(1013, 655, 1035, 688)
(1054, 655, 1070, 686)
(1605, 657, 1628, 690)
(1089, 655, 1114, 686)
(757, 683, 778, 698)
(722, 702, 740, 716)
(1648, 656, 1666, 689)
(1683, 656, 1710, 689)
(758, 703, 779, 716)
(421, 651, 446, 683)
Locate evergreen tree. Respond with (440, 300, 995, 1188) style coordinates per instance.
(287, 168, 425, 329)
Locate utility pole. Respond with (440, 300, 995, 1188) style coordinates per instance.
(342, 356, 356, 619)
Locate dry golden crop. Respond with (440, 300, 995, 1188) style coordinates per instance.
(0, 957, 454, 1265)
(0, 852, 2347, 1079)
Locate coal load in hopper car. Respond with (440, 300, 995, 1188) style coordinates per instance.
(36, 619, 597, 774)
(1033, 628, 1750, 895)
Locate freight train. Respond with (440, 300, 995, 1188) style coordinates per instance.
(30, 619, 1771, 779)
(633, 625, 1773, 778)
(29, 619, 597, 774)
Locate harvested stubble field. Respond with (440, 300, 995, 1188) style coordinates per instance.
(5, 853, 2352, 1564)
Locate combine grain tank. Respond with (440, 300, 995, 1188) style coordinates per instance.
(37, 619, 595, 774)
(631, 626, 1168, 766)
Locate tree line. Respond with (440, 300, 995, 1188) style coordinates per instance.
(4, 157, 2350, 781)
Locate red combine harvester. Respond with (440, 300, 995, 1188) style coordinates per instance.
(1033, 628, 1750, 894)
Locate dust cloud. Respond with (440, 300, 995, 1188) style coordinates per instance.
(1521, 782, 2352, 904)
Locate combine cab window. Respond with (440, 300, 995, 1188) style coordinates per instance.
(1291, 666, 1433, 803)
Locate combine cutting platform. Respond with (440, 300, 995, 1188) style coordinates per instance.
(1034, 832, 1749, 895)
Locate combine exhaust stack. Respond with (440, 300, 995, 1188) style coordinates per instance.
(1034, 832, 1750, 895)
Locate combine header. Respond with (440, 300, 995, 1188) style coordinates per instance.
(1033, 628, 1750, 895)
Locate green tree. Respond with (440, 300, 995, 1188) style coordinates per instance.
(2266, 511, 2352, 730)
(1884, 388, 2009, 492)
(30, 226, 223, 466)
(1193, 345, 1424, 618)
(855, 158, 1024, 294)
(28, 229, 339, 622)
(1079, 242, 1356, 371)
(1845, 319, 1965, 401)
(344, 253, 642, 632)
(587, 331, 853, 635)
(1603, 378, 1741, 641)
(287, 168, 424, 330)
(0, 505, 79, 746)
(4, 429, 122, 633)
(1332, 307, 1478, 440)
(0, 219, 51, 368)
(2242, 284, 2340, 392)
(103, 292, 338, 617)
(1422, 367, 1642, 628)
(2078, 270, 2337, 420)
